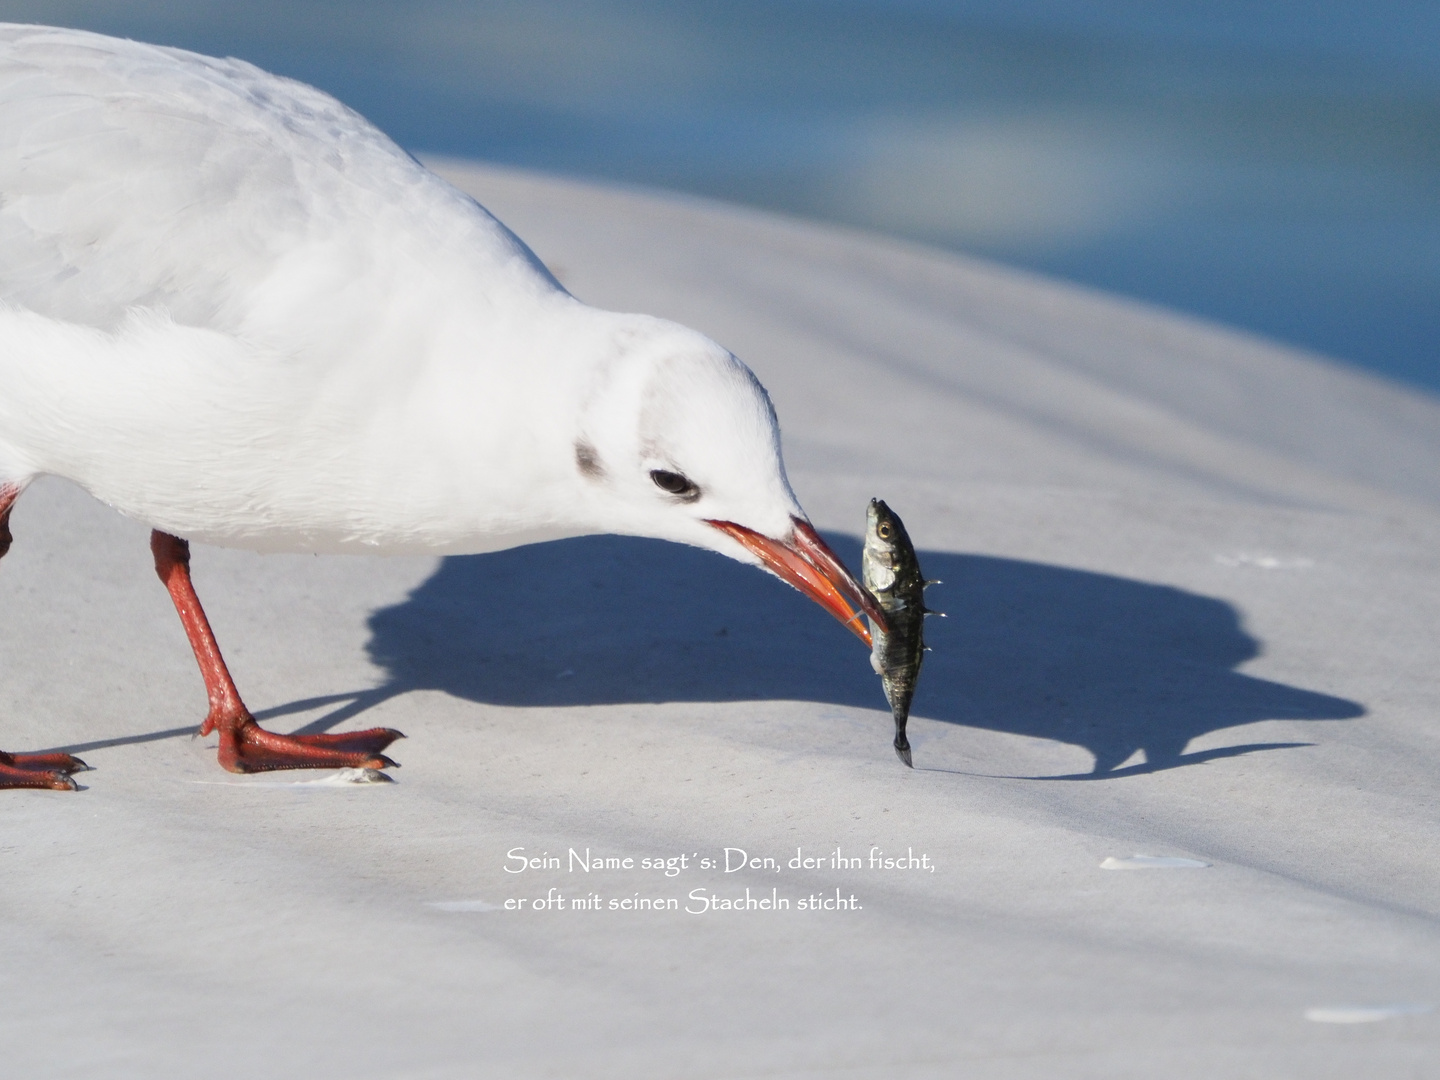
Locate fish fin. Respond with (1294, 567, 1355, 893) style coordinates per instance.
(924, 579, 942, 587)
(923, 609, 947, 617)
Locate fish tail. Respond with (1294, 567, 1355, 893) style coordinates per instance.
(893, 715, 912, 767)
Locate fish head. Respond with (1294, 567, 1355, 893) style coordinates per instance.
(573, 317, 884, 644)
(862, 498, 911, 595)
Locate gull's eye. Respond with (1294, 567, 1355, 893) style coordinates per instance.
(650, 469, 700, 500)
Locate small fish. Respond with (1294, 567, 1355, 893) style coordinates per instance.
(861, 499, 934, 767)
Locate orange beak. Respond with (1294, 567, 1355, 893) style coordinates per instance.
(706, 516, 887, 647)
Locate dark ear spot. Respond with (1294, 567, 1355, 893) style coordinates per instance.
(575, 440, 604, 480)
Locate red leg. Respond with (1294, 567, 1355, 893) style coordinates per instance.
(151, 531, 403, 773)
(0, 483, 88, 790)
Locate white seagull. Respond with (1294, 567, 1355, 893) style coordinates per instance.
(0, 25, 884, 789)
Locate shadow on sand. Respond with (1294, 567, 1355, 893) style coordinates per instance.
(272, 533, 1361, 779)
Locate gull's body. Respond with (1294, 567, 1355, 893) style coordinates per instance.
(0, 25, 879, 787)
(0, 24, 781, 555)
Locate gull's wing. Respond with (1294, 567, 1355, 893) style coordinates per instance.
(0, 24, 530, 333)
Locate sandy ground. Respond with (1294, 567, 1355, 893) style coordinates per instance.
(2, 160, 1439, 1078)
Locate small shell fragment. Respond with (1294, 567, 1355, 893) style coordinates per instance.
(1100, 855, 1210, 870)
(1304, 1004, 1432, 1024)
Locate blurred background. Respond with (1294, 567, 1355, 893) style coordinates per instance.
(4, 1, 1436, 392)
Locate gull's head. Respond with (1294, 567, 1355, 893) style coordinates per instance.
(571, 317, 885, 644)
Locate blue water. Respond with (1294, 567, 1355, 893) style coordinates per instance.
(5, 1, 1437, 391)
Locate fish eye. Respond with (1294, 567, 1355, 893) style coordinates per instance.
(877, 522, 893, 539)
(650, 469, 700, 499)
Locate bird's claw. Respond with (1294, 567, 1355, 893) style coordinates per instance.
(217, 717, 404, 774)
(0, 751, 90, 790)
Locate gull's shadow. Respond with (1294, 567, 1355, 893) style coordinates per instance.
(305, 534, 1361, 778)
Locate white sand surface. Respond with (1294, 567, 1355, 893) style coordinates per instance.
(3, 160, 1439, 1078)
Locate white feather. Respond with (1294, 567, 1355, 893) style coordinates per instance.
(0, 25, 804, 561)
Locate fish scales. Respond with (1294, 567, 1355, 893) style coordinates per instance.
(861, 499, 929, 767)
